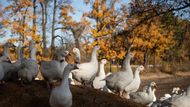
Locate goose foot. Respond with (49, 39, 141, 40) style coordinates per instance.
(82, 81, 92, 87)
(20, 81, 25, 87)
(123, 92, 130, 99)
(119, 91, 124, 98)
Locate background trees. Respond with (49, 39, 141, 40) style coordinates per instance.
(0, 0, 190, 72)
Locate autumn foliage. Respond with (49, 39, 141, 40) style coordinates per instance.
(0, 0, 189, 68)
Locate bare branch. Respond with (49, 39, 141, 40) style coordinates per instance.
(54, 26, 71, 31)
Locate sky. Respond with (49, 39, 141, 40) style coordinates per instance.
(0, 0, 130, 46)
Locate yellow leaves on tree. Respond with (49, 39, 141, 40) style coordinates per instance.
(85, 0, 128, 60)
(131, 21, 175, 62)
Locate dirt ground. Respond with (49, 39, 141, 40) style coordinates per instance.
(0, 73, 190, 107)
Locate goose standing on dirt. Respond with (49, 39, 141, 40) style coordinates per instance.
(3, 42, 24, 81)
(71, 45, 100, 86)
(104, 51, 134, 97)
(0, 43, 20, 83)
(159, 87, 180, 101)
(130, 82, 157, 105)
(93, 59, 107, 90)
(123, 65, 144, 99)
(40, 50, 69, 88)
(68, 47, 81, 85)
(18, 40, 38, 83)
(49, 64, 78, 107)
(170, 85, 190, 107)
(150, 87, 181, 107)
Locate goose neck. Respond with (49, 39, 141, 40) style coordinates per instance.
(147, 86, 153, 95)
(90, 49, 97, 62)
(18, 46, 23, 60)
(152, 89, 156, 101)
(3, 47, 9, 58)
(30, 47, 37, 60)
(76, 52, 81, 59)
(75, 53, 81, 63)
(60, 70, 70, 88)
(122, 57, 131, 71)
(98, 64, 106, 77)
(134, 70, 140, 78)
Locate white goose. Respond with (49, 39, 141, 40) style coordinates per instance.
(123, 65, 144, 99)
(170, 85, 190, 107)
(40, 50, 69, 88)
(4, 42, 24, 81)
(0, 43, 19, 83)
(104, 52, 134, 96)
(49, 64, 78, 107)
(18, 40, 38, 83)
(71, 45, 100, 85)
(93, 59, 107, 90)
(130, 82, 157, 105)
(159, 87, 180, 101)
(68, 47, 81, 85)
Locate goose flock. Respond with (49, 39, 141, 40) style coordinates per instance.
(0, 41, 190, 107)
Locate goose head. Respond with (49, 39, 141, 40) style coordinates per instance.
(126, 52, 134, 59)
(150, 81, 157, 89)
(172, 87, 180, 94)
(18, 41, 24, 47)
(100, 59, 107, 64)
(64, 51, 69, 56)
(64, 64, 79, 73)
(73, 48, 80, 54)
(136, 65, 144, 72)
(94, 45, 100, 51)
(59, 51, 69, 62)
(4, 42, 16, 48)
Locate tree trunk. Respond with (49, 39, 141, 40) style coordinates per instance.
(21, 8, 28, 43)
(153, 52, 156, 71)
(143, 50, 149, 71)
(71, 24, 85, 51)
(51, 0, 57, 57)
(32, 0, 36, 34)
(74, 37, 81, 50)
(40, 1, 47, 56)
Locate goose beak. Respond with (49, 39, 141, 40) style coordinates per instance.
(68, 53, 71, 56)
(12, 44, 16, 48)
(60, 58, 65, 62)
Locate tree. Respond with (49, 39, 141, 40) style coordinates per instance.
(58, 3, 90, 51)
(40, 0, 48, 55)
(116, 0, 190, 36)
(84, 0, 128, 60)
(50, 0, 57, 56)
